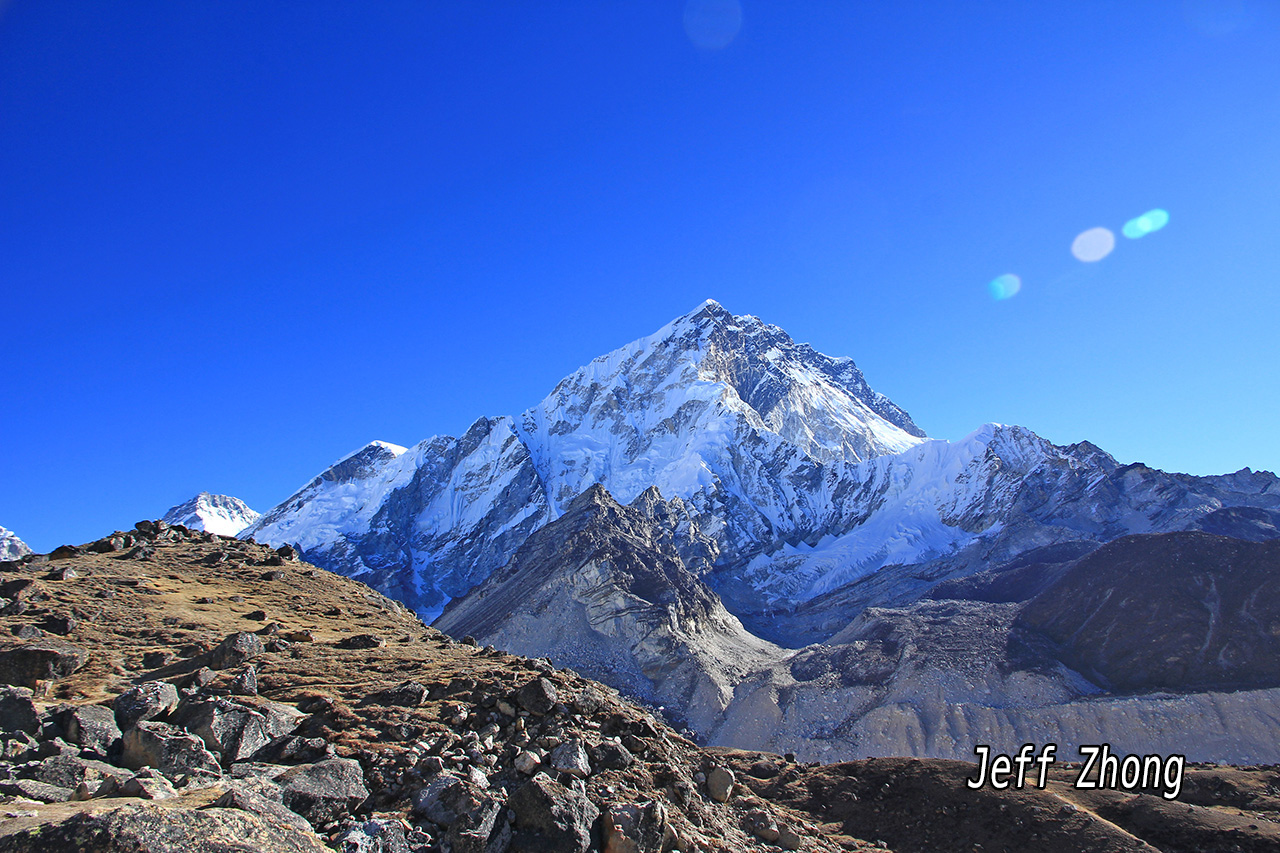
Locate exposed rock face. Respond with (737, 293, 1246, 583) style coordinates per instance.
(0, 638, 88, 689)
(162, 493, 261, 537)
(0, 803, 331, 853)
(711, 532, 1280, 764)
(0, 527, 31, 563)
(442, 491, 1280, 765)
(436, 486, 783, 734)
(1018, 533, 1280, 692)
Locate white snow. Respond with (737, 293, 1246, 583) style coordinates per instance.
(162, 493, 261, 537)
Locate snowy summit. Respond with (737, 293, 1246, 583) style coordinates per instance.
(162, 492, 261, 537)
(0, 525, 32, 562)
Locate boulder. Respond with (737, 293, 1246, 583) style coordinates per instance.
(412, 772, 477, 826)
(251, 735, 330, 765)
(514, 678, 558, 715)
(274, 757, 369, 826)
(514, 750, 541, 775)
(0, 686, 39, 734)
(58, 704, 123, 757)
(706, 766, 734, 803)
(333, 818, 411, 853)
(0, 802, 331, 852)
(209, 632, 264, 670)
(413, 773, 505, 853)
(33, 755, 130, 792)
(211, 787, 314, 834)
(548, 739, 592, 778)
(371, 681, 426, 707)
(114, 681, 180, 730)
(229, 666, 258, 696)
(120, 720, 222, 777)
(602, 800, 669, 853)
(120, 767, 179, 800)
(592, 741, 634, 771)
(335, 634, 384, 650)
(508, 773, 599, 853)
(0, 778, 73, 802)
(174, 697, 273, 765)
(0, 638, 88, 688)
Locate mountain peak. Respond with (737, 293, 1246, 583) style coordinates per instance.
(162, 493, 260, 537)
(0, 525, 32, 562)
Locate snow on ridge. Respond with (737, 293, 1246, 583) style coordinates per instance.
(162, 492, 260, 537)
(0, 525, 32, 561)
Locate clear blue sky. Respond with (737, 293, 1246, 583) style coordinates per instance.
(3, 1, 1278, 551)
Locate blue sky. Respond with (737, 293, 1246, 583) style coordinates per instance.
(2, 1, 1278, 550)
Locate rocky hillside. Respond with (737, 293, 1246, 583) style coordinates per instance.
(438, 485, 1280, 765)
(3, 524, 1279, 852)
(436, 485, 784, 736)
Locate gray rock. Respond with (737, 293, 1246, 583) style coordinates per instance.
(412, 771, 475, 825)
(706, 766, 734, 802)
(372, 681, 426, 707)
(548, 739, 591, 778)
(744, 808, 780, 843)
(601, 800, 669, 853)
(182, 666, 217, 688)
(514, 678, 558, 715)
(174, 696, 273, 765)
(0, 638, 88, 689)
(114, 681, 180, 730)
(274, 757, 369, 826)
(0, 778, 73, 802)
(335, 634, 384, 650)
(514, 750, 540, 774)
(120, 767, 179, 800)
(229, 666, 258, 696)
(412, 774, 505, 853)
(211, 787, 314, 834)
(0, 686, 39, 734)
(777, 823, 803, 851)
(56, 703, 122, 757)
(251, 735, 330, 765)
(592, 741, 634, 770)
(508, 772, 599, 853)
(1, 730, 38, 761)
(0, 801, 331, 852)
(255, 700, 306, 739)
(333, 818, 411, 853)
(32, 755, 130, 792)
(119, 720, 222, 777)
(209, 632, 264, 670)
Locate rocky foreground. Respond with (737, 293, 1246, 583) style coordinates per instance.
(1, 524, 1279, 852)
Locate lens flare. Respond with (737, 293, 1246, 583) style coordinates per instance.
(1071, 227, 1116, 262)
(684, 0, 743, 50)
(988, 273, 1021, 300)
(1122, 208, 1170, 239)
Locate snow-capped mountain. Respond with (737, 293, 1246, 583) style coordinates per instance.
(0, 525, 32, 562)
(242, 300, 1280, 630)
(162, 492, 260, 537)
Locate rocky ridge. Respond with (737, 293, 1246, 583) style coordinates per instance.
(0, 522, 874, 852)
